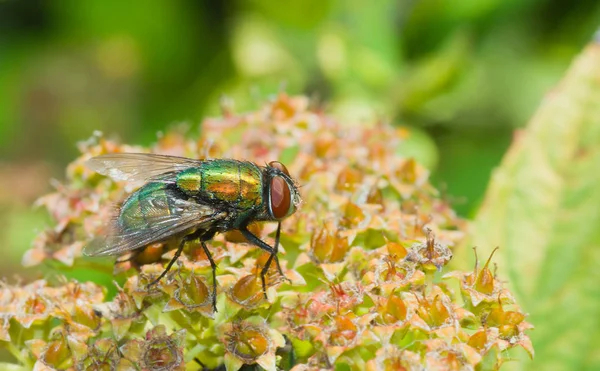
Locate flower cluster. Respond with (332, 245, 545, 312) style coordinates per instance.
(1, 94, 532, 370)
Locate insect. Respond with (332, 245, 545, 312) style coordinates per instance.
(83, 153, 301, 311)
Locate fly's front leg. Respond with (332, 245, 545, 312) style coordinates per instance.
(271, 221, 291, 282)
(240, 222, 290, 300)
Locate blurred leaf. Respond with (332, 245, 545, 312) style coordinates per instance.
(393, 30, 472, 118)
(466, 38, 600, 370)
(395, 126, 439, 171)
(250, 0, 331, 28)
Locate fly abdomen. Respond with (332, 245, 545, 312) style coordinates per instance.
(176, 168, 204, 194)
(119, 182, 179, 231)
(175, 160, 263, 208)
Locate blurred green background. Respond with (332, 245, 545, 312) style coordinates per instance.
(1, 0, 599, 279)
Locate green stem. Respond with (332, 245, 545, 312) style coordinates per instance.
(423, 266, 435, 296)
(185, 343, 207, 362)
(4, 342, 30, 368)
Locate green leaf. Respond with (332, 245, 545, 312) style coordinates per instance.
(465, 39, 600, 370)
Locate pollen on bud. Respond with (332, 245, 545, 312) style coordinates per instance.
(310, 224, 349, 263)
(405, 231, 452, 271)
(82, 339, 121, 370)
(374, 257, 417, 286)
(335, 167, 363, 192)
(41, 338, 71, 368)
(298, 157, 322, 182)
(339, 202, 366, 229)
(386, 241, 408, 261)
(366, 185, 384, 207)
(224, 322, 271, 364)
(444, 246, 517, 310)
(380, 292, 408, 324)
(230, 274, 264, 307)
(397, 158, 419, 184)
(120, 325, 185, 371)
(417, 294, 452, 329)
(474, 247, 499, 295)
(366, 346, 421, 371)
(17, 295, 52, 328)
(72, 305, 102, 330)
(368, 143, 387, 163)
(467, 330, 488, 351)
(270, 93, 298, 119)
(143, 339, 182, 369)
(171, 273, 213, 313)
(314, 134, 335, 158)
(486, 303, 527, 339)
(329, 316, 358, 347)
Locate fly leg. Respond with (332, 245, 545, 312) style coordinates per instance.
(147, 238, 186, 287)
(272, 222, 291, 282)
(240, 222, 291, 301)
(200, 240, 218, 312)
(147, 231, 219, 312)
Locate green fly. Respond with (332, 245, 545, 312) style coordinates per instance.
(84, 153, 301, 311)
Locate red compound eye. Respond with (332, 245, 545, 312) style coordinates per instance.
(269, 176, 291, 219)
(268, 161, 290, 176)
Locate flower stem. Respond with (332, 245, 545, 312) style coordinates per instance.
(5, 342, 31, 368)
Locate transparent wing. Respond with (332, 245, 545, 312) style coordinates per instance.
(86, 153, 206, 182)
(84, 196, 227, 257)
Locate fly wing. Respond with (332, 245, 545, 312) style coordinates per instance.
(86, 153, 206, 182)
(83, 196, 227, 257)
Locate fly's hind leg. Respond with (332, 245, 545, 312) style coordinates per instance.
(199, 240, 218, 312)
(146, 231, 219, 313)
(147, 238, 187, 287)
